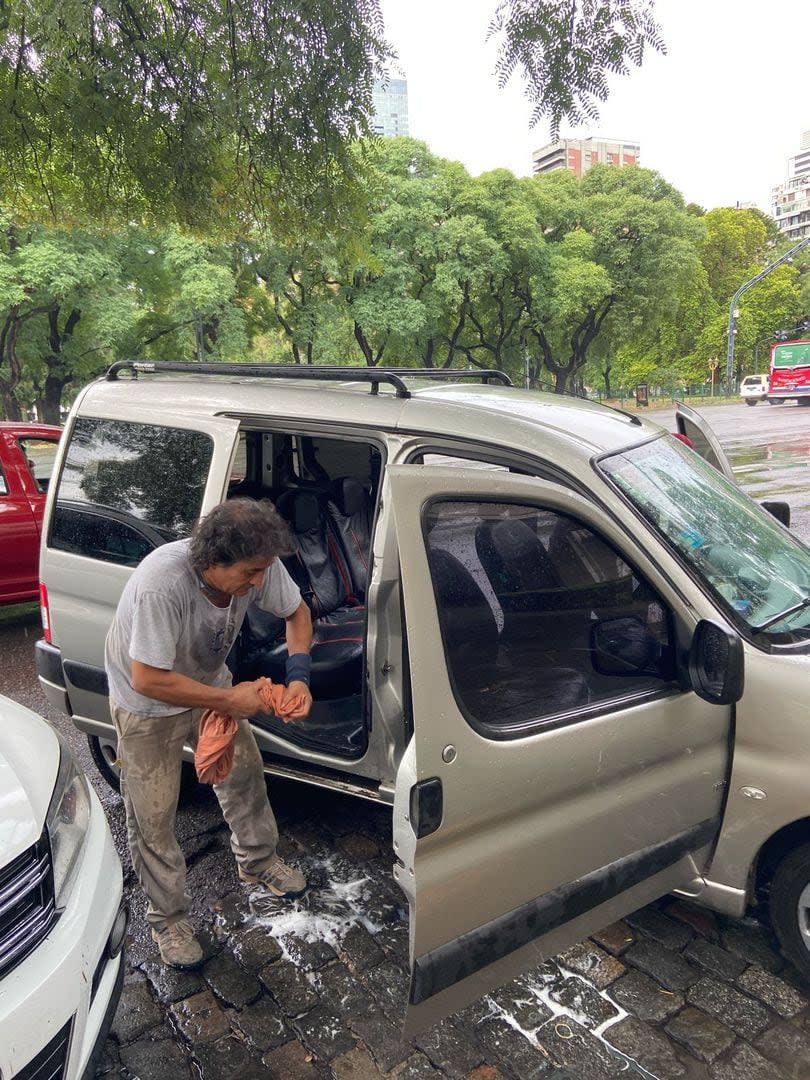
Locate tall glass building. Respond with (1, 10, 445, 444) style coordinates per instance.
(371, 78, 409, 138)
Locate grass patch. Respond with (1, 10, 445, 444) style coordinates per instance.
(0, 601, 40, 627)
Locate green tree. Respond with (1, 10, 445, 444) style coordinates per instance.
(2, 2, 672, 234)
(0, 0, 389, 231)
(0, 217, 253, 419)
(700, 208, 770, 305)
(127, 230, 249, 363)
(0, 216, 137, 420)
(688, 264, 802, 383)
(490, 0, 665, 135)
(342, 142, 499, 369)
(523, 165, 703, 392)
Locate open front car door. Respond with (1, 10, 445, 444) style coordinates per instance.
(388, 465, 733, 1035)
(674, 402, 736, 483)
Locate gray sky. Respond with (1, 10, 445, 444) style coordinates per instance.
(379, 0, 810, 213)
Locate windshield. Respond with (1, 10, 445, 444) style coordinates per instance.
(599, 435, 810, 644)
(772, 340, 810, 369)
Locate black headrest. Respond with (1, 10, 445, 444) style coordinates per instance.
(329, 477, 366, 517)
(277, 491, 321, 534)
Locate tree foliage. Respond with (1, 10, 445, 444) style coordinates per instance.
(0, 1, 677, 233)
(0, 0, 388, 231)
(3, 131, 804, 421)
(489, 0, 666, 135)
(251, 147, 704, 395)
(0, 218, 250, 420)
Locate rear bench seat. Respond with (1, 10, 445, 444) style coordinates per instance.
(235, 488, 368, 701)
(325, 478, 372, 600)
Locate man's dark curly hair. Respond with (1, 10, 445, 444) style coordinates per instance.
(189, 499, 295, 571)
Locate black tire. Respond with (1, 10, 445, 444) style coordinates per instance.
(745, 399, 757, 406)
(768, 398, 785, 405)
(769, 842, 810, 983)
(799, 398, 810, 407)
(87, 733, 200, 800)
(88, 733, 122, 791)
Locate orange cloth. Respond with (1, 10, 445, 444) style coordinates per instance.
(195, 710, 238, 785)
(195, 678, 309, 784)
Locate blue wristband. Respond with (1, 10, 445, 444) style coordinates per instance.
(285, 653, 312, 686)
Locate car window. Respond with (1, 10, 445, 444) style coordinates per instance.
(17, 438, 60, 493)
(50, 418, 213, 565)
(423, 499, 676, 738)
(50, 507, 157, 566)
(600, 435, 810, 643)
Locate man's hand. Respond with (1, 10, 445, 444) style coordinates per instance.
(280, 680, 313, 721)
(225, 679, 271, 719)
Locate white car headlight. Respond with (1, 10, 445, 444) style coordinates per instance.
(46, 733, 91, 909)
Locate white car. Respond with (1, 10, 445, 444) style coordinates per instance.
(0, 694, 127, 1080)
(740, 373, 769, 405)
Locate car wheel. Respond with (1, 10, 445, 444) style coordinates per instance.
(745, 399, 757, 406)
(769, 842, 810, 982)
(87, 733, 199, 799)
(768, 398, 785, 405)
(88, 733, 122, 791)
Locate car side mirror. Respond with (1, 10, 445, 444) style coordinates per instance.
(688, 620, 744, 705)
(761, 501, 791, 528)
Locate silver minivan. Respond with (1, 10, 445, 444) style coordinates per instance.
(35, 362, 810, 1034)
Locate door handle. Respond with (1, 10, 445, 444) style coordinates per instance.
(409, 778, 443, 838)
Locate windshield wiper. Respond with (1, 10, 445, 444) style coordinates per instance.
(751, 596, 810, 633)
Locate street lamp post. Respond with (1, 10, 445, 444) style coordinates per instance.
(708, 357, 719, 396)
(726, 234, 810, 391)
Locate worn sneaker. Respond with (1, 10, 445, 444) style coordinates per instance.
(151, 919, 203, 969)
(238, 856, 307, 898)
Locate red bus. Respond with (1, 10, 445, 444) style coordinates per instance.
(768, 338, 810, 405)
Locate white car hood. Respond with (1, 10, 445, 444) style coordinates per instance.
(0, 696, 60, 867)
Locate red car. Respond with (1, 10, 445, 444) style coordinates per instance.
(0, 422, 62, 604)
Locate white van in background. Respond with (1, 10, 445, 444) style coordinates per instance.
(740, 373, 769, 405)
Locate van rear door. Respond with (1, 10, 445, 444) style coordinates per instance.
(39, 412, 239, 725)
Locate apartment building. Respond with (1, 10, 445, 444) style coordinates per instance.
(532, 136, 640, 178)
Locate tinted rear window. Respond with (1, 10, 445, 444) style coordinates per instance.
(50, 418, 213, 565)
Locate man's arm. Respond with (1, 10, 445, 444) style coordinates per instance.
(281, 600, 313, 719)
(130, 662, 270, 719)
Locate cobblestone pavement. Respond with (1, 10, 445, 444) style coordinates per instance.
(92, 778, 810, 1080)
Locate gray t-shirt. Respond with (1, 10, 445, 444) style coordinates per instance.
(105, 539, 302, 716)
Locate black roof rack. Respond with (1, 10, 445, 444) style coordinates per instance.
(105, 361, 513, 400)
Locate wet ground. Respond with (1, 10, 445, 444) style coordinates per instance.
(3, 401, 810, 1080)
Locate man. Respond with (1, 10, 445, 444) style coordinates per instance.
(105, 498, 313, 969)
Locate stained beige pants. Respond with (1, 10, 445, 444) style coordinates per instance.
(111, 703, 279, 931)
